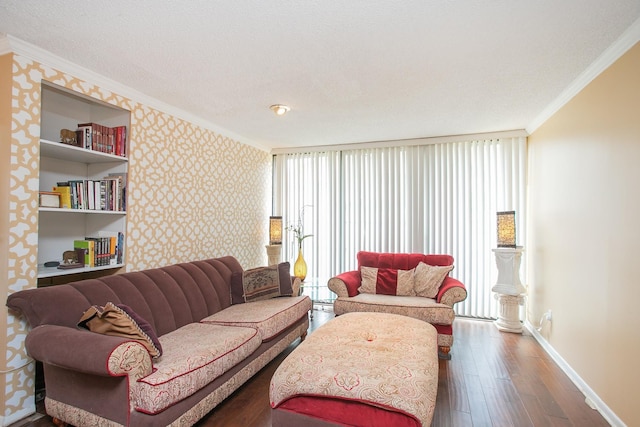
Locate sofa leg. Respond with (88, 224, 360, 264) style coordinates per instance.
(52, 418, 68, 427)
(300, 331, 307, 342)
(438, 346, 451, 360)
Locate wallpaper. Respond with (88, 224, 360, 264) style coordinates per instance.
(3, 52, 270, 423)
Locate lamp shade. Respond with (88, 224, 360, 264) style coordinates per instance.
(497, 211, 516, 248)
(269, 216, 283, 245)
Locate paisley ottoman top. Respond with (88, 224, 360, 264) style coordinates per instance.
(270, 312, 439, 426)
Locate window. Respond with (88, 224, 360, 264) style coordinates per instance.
(273, 136, 526, 319)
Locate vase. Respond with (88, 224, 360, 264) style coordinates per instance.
(293, 248, 307, 281)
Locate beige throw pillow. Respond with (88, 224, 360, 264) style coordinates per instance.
(413, 262, 454, 298)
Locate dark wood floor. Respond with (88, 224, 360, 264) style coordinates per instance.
(11, 306, 610, 427)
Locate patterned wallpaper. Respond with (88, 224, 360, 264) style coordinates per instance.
(2, 52, 270, 423)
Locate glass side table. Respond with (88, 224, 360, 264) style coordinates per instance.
(300, 277, 336, 319)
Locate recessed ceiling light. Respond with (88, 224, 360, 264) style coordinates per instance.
(270, 104, 291, 116)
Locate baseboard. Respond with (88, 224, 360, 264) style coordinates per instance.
(524, 320, 625, 427)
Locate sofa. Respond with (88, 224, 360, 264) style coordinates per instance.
(328, 251, 467, 359)
(6, 256, 312, 427)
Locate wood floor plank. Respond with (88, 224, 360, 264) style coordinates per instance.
(13, 312, 613, 427)
(520, 392, 556, 426)
(464, 373, 494, 426)
(446, 353, 471, 413)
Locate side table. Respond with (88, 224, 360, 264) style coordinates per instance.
(300, 277, 336, 320)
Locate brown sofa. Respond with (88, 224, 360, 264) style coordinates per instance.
(328, 251, 467, 359)
(6, 256, 311, 427)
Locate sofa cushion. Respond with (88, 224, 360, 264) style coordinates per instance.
(359, 266, 415, 296)
(133, 322, 261, 414)
(78, 302, 163, 358)
(201, 296, 312, 342)
(333, 294, 455, 325)
(413, 262, 454, 298)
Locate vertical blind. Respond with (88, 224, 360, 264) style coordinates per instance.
(273, 136, 526, 319)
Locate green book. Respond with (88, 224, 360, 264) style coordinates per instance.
(73, 240, 94, 267)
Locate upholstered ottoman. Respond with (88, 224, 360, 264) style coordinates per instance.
(270, 312, 439, 427)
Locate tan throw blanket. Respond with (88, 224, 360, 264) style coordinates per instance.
(270, 312, 439, 426)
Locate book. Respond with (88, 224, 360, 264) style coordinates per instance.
(97, 231, 125, 265)
(78, 123, 107, 153)
(76, 125, 92, 150)
(53, 185, 71, 209)
(39, 191, 60, 208)
(107, 172, 128, 211)
(113, 125, 127, 157)
(74, 240, 95, 267)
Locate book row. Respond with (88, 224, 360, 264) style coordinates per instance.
(53, 173, 127, 211)
(75, 123, 127, 157)
(74, 233, 124, 267)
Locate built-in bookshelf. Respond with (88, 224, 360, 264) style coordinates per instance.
(37, 82, 130, 280)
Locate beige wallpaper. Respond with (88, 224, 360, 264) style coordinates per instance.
(127, 105, 271, 271)
(1, 52, 270, 423)
(527, 42, 640, 425)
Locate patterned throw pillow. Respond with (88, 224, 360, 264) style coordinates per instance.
(231, 263, 290, 304)
(413, 262, 454, 298)
(241, 265, 281, 302)
(359, 266, 415, 296)
(78, 302, 163, 358)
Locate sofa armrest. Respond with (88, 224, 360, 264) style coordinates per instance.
(328, 270, 360, 297)
(25, 324, 153, 379)
(437, 277, 468, 307)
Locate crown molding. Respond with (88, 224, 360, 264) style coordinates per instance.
(0, 33, 12, 55)
(527, 17, 640, 134)
(0, 34, 269, 153)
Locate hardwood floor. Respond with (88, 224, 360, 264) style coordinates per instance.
(11, 306, 610, 427)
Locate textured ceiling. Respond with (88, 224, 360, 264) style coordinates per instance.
(1, 1, 639, 151)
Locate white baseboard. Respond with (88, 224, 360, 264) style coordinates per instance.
(524, 320, 625, 427)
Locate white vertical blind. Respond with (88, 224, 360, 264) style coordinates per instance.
(273, 137, 526, 319)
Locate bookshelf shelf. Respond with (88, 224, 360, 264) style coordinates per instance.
(38, 82, 130, 282)
(39, 207, 126, 215)
(37, 263, 125, 279)
(40, 139, 128, 164)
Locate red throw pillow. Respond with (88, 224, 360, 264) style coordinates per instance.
(358, 266, 415, 296)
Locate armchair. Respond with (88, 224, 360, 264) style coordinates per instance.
(328, 251, 467, 359)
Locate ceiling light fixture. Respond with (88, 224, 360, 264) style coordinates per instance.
(270, 104, 290, 116)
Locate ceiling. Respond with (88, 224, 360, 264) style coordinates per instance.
(1, 1, 639, 151)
